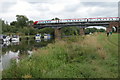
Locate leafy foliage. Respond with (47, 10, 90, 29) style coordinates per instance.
(85, 28, 105, 34)
(2, 15, 35, 35)
(16, 15, 29, 28)
(52, 17, 60, 20)
(61, 27, 79, 36)
(38, 27, 54, 35)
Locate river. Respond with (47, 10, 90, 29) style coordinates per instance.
(0, 37, 54, 71)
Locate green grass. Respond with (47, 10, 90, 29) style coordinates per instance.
(2, 33, 118, 78)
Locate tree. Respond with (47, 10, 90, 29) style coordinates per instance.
(84, 28, 90, 34)
(98, 28, 105, 32)
(29, 27, 38, 35)
(1, 19, 11, 33)
(22, 27, 30, 35)
(90, 27, 97, 33)
(16, 15, 29, 28)
(52, 17, 60, 20)
(27, 20, 34, 27)
(10, 21, 17, 26)
(38, 28, 54, 35)
(0, 19, 2, 34)
(9, 26, 18, 33)
(61, 27, 79, 36)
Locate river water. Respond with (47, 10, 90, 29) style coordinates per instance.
(0, 38, 54, 71)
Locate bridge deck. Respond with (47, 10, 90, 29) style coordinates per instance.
(34, 20, 119, 28)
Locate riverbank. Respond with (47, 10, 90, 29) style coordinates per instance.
(2, 33, 118, 78)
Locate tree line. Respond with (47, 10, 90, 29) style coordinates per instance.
(1, 15, 106, 36)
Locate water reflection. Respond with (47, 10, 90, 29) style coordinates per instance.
(2, 50, 19, 70)
(1, 38, 54, 70)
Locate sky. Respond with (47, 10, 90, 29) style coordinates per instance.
(0, 0, 119, 25)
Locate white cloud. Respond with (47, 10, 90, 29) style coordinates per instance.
(0, 0, 119, 23)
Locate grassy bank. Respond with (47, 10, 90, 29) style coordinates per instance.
(2, 33, 118, 78)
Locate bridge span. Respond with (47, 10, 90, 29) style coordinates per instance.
(33, 17, 120, 38)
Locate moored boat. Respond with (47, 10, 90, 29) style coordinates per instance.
(44, 34, 51, 39)
(11, 35, 20, 42)
(35, 34, 41, 40)
(2, 35, 11, 42)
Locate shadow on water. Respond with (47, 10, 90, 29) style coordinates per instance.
(1, 38, 55, 70)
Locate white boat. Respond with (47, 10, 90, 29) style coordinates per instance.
(2, 35, 11, 42)
(44, 34, 51, 39)
(35, 34, 41, 40)
(3, 41, 10, 46)
(11, 35, 20, 42)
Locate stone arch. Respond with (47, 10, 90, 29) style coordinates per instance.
(107, 22, 120, 32)
(112, 26, 117, 32)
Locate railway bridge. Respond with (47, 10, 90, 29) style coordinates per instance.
(33, 17, 120, 38)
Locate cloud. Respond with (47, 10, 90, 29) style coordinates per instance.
(0, 0, 119, 23)
(81, 2, 118, 8)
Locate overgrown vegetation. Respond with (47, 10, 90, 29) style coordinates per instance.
(84, 28, 105, 34)
(1, 15, 107, 36)
(2, 33, 118, 78)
